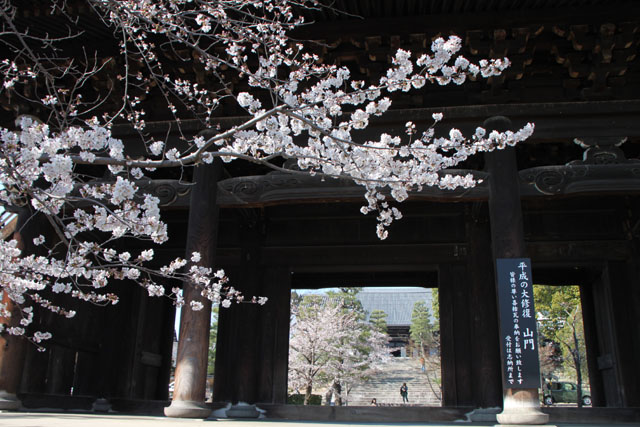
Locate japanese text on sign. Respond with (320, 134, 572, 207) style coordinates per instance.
(496, 258, 541, 389)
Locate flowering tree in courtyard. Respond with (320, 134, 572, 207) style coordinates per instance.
(0, 0, 534, 346)
(323, 312, 389, 406)
(288, 298, 390, 405)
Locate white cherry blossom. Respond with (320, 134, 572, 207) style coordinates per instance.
(0, 0, 534, 347)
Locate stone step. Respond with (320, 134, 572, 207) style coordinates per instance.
(343, 357, 442, 407)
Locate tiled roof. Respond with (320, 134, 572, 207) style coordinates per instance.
(357, 288, 434, 327)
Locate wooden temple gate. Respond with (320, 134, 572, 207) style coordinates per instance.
(1, 0, 640, 422)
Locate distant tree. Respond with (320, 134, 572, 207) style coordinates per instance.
(538, 341, 562, 383)
(326, 287, 365, 319)
(534, 285, 588, 407)
(410, 300, 434, 357)
(288, 292, 390, 406)
(290, 291, 303, 310)
(431, 288, 440, 331)
(323, 317, 389, 406)
(288, 302, 341, 405)
(369, 309, 388, 333)
(207, 306, 219, 375)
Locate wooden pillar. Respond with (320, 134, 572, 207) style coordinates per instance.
(588, 263, 624, 406)
(72, 351, 101, 397)
(232, 219, 262, 404)
(439, 263, 473, 407)
(580, 280, 606, 407)
(0, 290, 27, 409)
(99, 281, 137, 399)
(19, 343, 49, 394)
(212, 267, 238, 403)
(613, 260, 640, 407)
(485, 116, 548, 425)
(165, 160, 222, 418)
(0, 209, 36, 409)
(213, 217, 266, 417)
(257, 266, 291, 404)
(157, 296, 177, 401)
(466, 204, 503, 408)
(589, 260, 640, 407)
(46, 346, 76, 395)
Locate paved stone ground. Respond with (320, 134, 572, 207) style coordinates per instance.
(1, 412, 640, 427)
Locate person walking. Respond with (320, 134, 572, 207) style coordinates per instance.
(400, 383, 409, 403)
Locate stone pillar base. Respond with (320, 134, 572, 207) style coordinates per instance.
(496, 389, 549, 425)
(497, 425, 555, 427)
(92, 398, 112, 412)
(496, 410, 550, 425)
(226, 404, 260, 418)
(164, 400, 211, 418)
(0, 390, 21, 410)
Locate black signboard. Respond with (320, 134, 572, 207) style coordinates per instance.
(496, 258, 541, 389)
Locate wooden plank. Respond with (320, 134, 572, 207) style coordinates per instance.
(212, 268, 239, 402)
(232, 222, 262, 403)
(580, 281, 606, 407)
(257, 267, 291, 404)
(260, 243, 468, 267)
(466, 207, 502, 407)
(591, 263, 625, 407)
(439, 265, 458, 406)
(439, 263, 475, 406)
(605, 260, 640, 406)
(289, 4, 640, 40)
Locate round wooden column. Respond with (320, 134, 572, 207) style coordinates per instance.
(165, 161, 222, 419)
(0, 291, 27, 410)
(485, 116, 549, 425)
(0, 214, 34, 410)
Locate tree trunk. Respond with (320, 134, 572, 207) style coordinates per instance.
(573, 326, 583, 408)
(333, 381, 342, 406)
(304, 384, 312, 405)
(324, 387, 333, 405)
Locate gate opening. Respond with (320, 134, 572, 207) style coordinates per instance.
(287, 286, 442, 407)
(534, 284, 591, 407)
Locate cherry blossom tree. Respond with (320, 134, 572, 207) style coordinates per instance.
(288, 298, 390, 405)
(288, 302, 341, 405)
(0, 0, 534, 346)
(323, 318, 389, 406)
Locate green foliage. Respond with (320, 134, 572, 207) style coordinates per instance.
(326, 287, 365, 319)
(207, 306, 219, 375)
(290, 291, 302, 309)
(410, 300, 434, 356)
(287, 394, 322, 405)
(289, 288, 388, 406)
(431, 288, 440, 331)
(534, 285, 588, 406)
(369, 309, 388, 333)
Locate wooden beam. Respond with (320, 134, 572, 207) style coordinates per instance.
(290, 3, 640, 40)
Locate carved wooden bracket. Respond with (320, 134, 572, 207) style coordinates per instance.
(571, 136, 638, 165)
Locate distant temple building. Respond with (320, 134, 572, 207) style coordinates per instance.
(358, 288, 435, 357)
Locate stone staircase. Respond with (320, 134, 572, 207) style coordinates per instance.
(345, 357, 442, 407)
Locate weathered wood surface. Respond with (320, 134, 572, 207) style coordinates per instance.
(465, 205, 503, 408)
(485, 117, 547, 424)
(168, 160, 222, 416)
